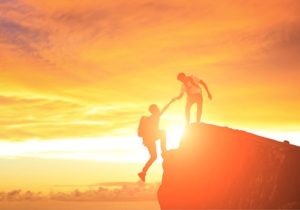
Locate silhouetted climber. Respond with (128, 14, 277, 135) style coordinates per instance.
(137, 99, 175, 182)
(173, 72, 212, 124)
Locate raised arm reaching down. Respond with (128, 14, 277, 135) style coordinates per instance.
(160, 98, 176, 116)
(173, 91, 184, 101)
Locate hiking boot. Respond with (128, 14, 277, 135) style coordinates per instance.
(138, 172, 146, 182)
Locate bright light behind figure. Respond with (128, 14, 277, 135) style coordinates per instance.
(166, 126, 184, 150)
(0, 136, 147, 163)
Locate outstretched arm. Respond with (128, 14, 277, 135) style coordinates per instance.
(162, 85, 184, 116)
(160, 98, 176, 116)
(173, 92, 184, 100)
(199, 80, 212, 100)
(173, 85, 185, 101)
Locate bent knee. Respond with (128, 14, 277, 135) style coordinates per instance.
(150, 154, 157, 160)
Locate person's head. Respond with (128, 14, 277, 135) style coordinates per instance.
(177, 72, 186, 82)
(149, 104, 160, 115)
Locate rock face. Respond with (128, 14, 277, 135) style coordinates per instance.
(158, 123, 300, 209)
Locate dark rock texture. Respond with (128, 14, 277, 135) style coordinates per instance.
(158, 123, 300, 209)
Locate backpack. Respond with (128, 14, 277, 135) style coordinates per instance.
(137, 116, 150, 137)
(184, 76, 200, 95)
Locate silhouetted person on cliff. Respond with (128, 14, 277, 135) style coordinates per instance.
(137, 99, 175, 182)
(173, 72, 212, 124)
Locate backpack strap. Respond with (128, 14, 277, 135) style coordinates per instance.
(183, 76, 199, 95)
(188, 76, 199, 87)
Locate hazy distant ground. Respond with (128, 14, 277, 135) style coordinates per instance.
(0, 201, 160, 210)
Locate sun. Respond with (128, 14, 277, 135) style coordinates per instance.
(166, 125, 185, 150)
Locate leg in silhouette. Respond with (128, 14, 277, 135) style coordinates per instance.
(139, 141, 157, 182)
(185, 99, 194, 125)
(159, 130, 167, 156)
(196, 95, 203, 123)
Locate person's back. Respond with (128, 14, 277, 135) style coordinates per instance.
(143, 113, 160, 143)
(138, 106, 160, 143)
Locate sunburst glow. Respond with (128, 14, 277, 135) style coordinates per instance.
(0, 0, 299, 193)
(166, 125, 185, 150)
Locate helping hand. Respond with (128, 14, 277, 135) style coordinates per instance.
(171, 97, 178, 103)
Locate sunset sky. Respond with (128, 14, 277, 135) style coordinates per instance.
(0, 0, 299, 192)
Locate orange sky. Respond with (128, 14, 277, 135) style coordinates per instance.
(0, 0, 300, 192)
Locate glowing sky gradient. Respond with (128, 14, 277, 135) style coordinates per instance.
(0, 0, 299, 191)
